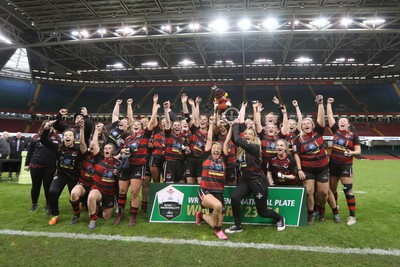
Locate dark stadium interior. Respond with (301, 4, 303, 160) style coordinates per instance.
(1, 1, 400, 83)
(0, 1, 399, 139)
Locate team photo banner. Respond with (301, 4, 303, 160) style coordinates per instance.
(148, 184, 308, 226)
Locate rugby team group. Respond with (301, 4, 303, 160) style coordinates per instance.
(23, 87, 360, 240)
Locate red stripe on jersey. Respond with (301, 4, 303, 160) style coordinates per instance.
(330, 124, 360, 164)
(152, 131, 166, 159)
(125, 130, 151, 165)
(78, 153, 95, 187)
(92, 157, 119, 195)
(293, 132, 329, 168)
(200, 156, 226, 193)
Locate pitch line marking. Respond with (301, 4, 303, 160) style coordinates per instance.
(1, 229, 399, 257)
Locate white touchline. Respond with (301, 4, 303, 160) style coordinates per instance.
(1, 229, 399, 257)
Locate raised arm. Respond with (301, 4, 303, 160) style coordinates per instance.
(164, 101, 171, 130)
(238, 101, 248, 124)
(188, 98, 198, 127)
(280, 105, 289, 135)
(40, 121, 58, 152)
(204, 114, 215, 151)
(194, 96, 202, 127)
(253, 101, 264, 134)
(181, 93, 189, 114)
(181, 93, 193, 127)
(315, 95, 325, 127)
(79, 120, 87, 154)
(292, 100, 303, 130)
(126, 98, 134, 127)
(112, 99, 122, 124)
(272, 96, 284, 125)
(52, 108, 68, 133)
(148, 94, 160, 132)
(81, 107, 93, 145)
(91, 123, 102, 156)
(223, 121, 233, 156)
(326, 98, 336, 128)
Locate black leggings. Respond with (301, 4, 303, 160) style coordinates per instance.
(231, 177, 282, 226)
(49, 175, 77, 216)
(30, 165, 56, 206)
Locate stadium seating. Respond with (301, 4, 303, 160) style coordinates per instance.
(361, 145, 400, 160)
(374, 123, 400, 136)
(351, 122, 379, 136)
(0, 119, 27, 132)
(0, 79, 36, 111)
(36, 83, 81, 112)
(312, 84, 362, 112)
(278, 84, 316, 113)
(246, 85, 276, 108)
(222, 84, 244, 109)
(73, 86, 120, 114)
(347, 83, 399, 112)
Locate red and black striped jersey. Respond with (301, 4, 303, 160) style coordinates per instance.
(330, 123, 360, 165)
(78, 151, 95, 187)
(151, 126, 166, 159)
(215, 133, 236, 165)
(91, 157, 119, 195)
(258, 129, 280, 163)
(189, 125, 207, 158)
(164, 129, 188, 161)
(285, 129, 300, 152)
(293, 123, 329, 169)
(267, 154, 298, 185)
(200, 153, 226, 193)
(124, 129, 152, 165)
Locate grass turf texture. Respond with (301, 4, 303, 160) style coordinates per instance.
(0, 160, 399, 266)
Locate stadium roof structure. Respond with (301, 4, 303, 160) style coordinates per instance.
(1, 0, 400, 85)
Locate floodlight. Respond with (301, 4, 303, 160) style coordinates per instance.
(295, 57, 313, 63)
(97, 28, 107, 34)
(179, 59, 195, 66)
(161, 24, 171, 31)
(362, 18, 385, 26)
(340, 18, 353, 26)
(189, 23, 200, 30)
(209, 19, 228, 32)
(255, 59, 272, 64)
(142, 62, 158, 67)
(310, 18, 329, 28)
(117, 27, 133, 35)
(106, 63, 124, 68)
(238, 19, 251, 31)
(80, 30, 89, 37)
(262, 18, 279, 30)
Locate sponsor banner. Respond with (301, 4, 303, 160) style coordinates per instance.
(149, 184, 308, 226)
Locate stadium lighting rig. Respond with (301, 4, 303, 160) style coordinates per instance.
(60, 15, 391, 41)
